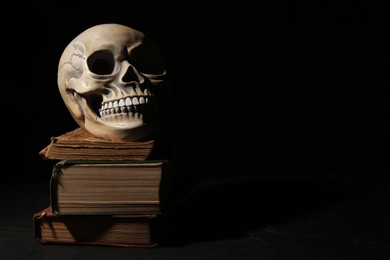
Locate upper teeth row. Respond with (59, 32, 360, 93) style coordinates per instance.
(100, 96, 148, 112)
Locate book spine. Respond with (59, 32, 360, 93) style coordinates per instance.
(32, 209, 48, 242)
(49, 163, 62, 214)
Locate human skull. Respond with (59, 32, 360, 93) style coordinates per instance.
(57, 23, 168, 141)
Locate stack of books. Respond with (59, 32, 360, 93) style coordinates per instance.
(33, 127, 172, 248)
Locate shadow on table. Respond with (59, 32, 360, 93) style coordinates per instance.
(158, 174, 362, 246)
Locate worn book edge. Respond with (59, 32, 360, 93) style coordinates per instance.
(39, 127, 157, 161)
(50, 160, 172, 215)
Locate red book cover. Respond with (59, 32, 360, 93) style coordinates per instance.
(33, 207, 160, 248)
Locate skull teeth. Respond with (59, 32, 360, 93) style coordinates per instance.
(99, 96, 150, 118)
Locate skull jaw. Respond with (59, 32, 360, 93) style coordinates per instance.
(84, 118, 154, 141)
(71, 92, 158, 141)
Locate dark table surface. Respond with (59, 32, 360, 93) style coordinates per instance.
(1, 173, 390, 260)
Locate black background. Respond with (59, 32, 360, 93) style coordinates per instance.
(1, 1, 390, 259)
(3, 1, 389, 183)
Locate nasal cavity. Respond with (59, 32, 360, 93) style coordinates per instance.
(122, 66, 139, 82)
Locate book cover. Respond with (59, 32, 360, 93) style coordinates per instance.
(50, 160, 172, 215)
(33, 207, 160, 247)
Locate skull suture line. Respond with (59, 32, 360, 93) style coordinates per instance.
(58, 23, 168, 141)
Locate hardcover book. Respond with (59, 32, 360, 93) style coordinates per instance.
(33, 207, 160, 247)
(50, 160, 172, 215)
(39, 127, 156, 161)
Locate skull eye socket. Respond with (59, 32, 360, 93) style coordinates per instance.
(87, 50, 115, 75)
(130, 47, 165, 75)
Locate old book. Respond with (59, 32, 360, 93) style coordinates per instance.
(33, 207, 160, 247)
(50, 160, 172, 214)
(39, 127, 156, 161)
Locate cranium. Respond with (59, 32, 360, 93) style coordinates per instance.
(57, 23, 168, 141)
